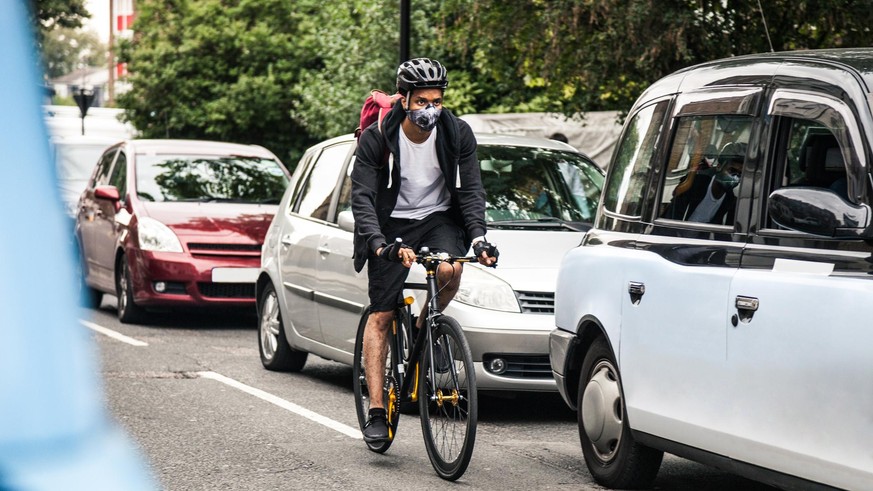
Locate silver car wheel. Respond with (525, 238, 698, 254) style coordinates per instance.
(581, 359, 623, 462)
(259, 289, 281, 361)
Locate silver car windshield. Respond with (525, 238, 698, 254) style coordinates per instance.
(480, 146, 604, 226)
(135, 154, 288, 204)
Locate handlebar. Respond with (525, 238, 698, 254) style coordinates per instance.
(414, 246, 476, 265)
(389, 237, 494, 267)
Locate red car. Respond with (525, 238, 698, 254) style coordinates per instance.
(76, 139, 290, 323)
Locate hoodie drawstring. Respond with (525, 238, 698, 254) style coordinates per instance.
(387, 153, 394, 188)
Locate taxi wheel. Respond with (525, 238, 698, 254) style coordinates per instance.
(577, 336, 662, 489)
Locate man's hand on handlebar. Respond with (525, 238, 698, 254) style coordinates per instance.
(473, 240, 499, 268)
(377, 239, 415, 268)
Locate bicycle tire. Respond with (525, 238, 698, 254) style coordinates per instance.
(352, 309, 400, 453)
(418, 315, 477, 480)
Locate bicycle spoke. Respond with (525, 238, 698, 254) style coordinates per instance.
(419, 316, 477, 480)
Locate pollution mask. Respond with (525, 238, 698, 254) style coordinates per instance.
(407, 104, 441, 132)
(714, 172, 740, 191)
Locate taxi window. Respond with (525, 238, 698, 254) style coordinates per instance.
(658, 115, 752, 225)
(601, 101, 668, 218)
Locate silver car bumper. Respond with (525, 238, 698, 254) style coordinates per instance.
(549, 328, 576, 408)
(449, 308, 557, 392)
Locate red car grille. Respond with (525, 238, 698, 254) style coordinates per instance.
(198, 282, 255, 299)
(187, 243, 261, 258)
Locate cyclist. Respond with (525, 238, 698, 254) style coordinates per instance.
(351, 57, 498, 443)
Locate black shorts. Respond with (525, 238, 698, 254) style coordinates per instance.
(367, 211, 467, 312)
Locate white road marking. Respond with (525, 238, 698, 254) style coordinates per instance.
(80, 319, 149, 346)
(197, 371, 363, 440)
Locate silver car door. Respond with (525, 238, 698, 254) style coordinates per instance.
(280, 142, 352, 344)
(316, 148, 368, 361)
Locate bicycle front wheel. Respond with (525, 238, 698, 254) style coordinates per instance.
(353, 310, 400, 453)
(418, 315, 477, 480)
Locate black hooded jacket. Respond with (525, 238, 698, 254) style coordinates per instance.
(351, 102, 486, 273)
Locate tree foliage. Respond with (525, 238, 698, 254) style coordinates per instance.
(42, 27, 106, 78)
(117, 0, 873, 165)
(437, 0, 873, 114)
(31, 0, 90, 40)
(118, 0, 321, 163)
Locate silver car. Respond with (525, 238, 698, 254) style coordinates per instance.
(257, 133, 603, 392)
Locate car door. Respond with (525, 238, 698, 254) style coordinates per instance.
(725, 89, 873, 489)
(91, 149, 128, 283)
(277, 142, 350, 344)
(78, 146, 118, 290)
(316, 144, 367, 359)
(619, 90, 759, 450)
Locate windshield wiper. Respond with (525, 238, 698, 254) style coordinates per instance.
(489, 217, 589, 232)
(175, 197, 246, 203)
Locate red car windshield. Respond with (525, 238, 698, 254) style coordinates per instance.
(135, 154, 288, 204)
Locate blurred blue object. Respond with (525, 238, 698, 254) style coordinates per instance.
(0, 2, 156, 490)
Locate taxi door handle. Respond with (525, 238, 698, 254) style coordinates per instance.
(628, 281, 645, 305)
(735, 296, 759, 311)
(732, 295, 759, 326)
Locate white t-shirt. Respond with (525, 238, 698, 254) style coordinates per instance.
(687, 178, 724, 223)
(391, 127, 451, 219)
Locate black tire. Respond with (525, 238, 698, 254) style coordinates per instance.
(258, 283, 308, 372)
(578, 337, 663, 489)
(418, 315, 477, 481)
(353, 309, 400, 453)
(116, 255, 146, 324)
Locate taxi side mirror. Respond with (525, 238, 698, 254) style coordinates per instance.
(768, 187, 871, 238)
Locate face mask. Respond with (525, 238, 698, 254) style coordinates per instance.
(407, 104, 441, 132)
(715, 172, 740, 190)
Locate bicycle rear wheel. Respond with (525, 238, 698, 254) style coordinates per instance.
(418, 315, 477, 480)
(352, 310, 400, 453)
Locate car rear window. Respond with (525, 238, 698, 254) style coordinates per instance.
(135, 154, 289, 204)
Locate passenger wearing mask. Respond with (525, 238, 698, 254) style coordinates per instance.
(665, 142, 747, 225)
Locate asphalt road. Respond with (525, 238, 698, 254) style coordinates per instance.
(87, 298, 778, 491)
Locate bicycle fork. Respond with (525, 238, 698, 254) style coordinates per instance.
(398, 268, 463, 409)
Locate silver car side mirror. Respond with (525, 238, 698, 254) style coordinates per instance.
(337, 210, 355, 233)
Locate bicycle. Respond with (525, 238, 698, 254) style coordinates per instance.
(352, 246, 478, 481)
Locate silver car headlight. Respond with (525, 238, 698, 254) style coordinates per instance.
(137, 216, 183, 253)
(454, 265, 520, 313)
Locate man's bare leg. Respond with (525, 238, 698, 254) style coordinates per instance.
(363, 310, 393, 409)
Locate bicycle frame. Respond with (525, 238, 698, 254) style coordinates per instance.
(396, 252, 472, 405)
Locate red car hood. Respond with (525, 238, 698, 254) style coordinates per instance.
(139, 201, 278, 243)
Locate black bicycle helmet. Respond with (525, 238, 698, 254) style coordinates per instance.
(396, 58, 448, 95)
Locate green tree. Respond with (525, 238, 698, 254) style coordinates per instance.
(437, 0, 873, 115)
(289, 1, 400, 140)
(289, 1, 481, 137)
(31, 0, 90, 40)
(117, 0, 321, 163)
(117, 0, 873, 165)
(42, 27, 106, 78)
